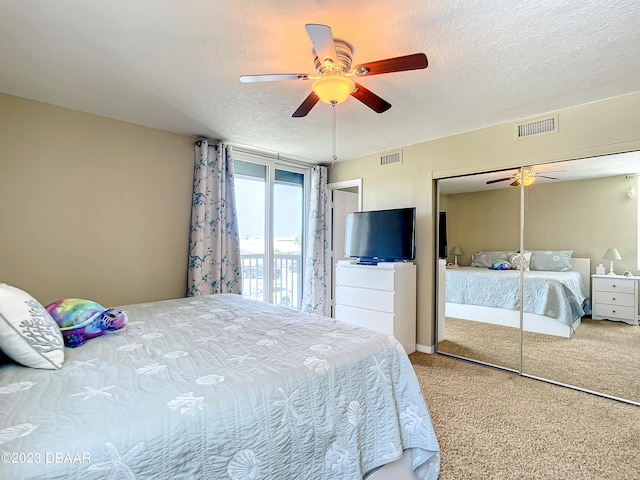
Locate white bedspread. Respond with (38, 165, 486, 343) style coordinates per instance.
(0, 294, 439, 479)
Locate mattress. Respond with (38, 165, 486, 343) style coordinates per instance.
(0, 294, 439, 479)
(446, 267, 587, 325)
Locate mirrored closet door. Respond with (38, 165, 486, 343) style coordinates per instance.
(436, 153, 640, 405)
(436, 168, 522, 372)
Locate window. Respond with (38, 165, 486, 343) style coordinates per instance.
(234, 155, 307, 309)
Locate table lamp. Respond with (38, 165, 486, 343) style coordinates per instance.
(450, 246, 462, 267)
(602, 248, 622, 276)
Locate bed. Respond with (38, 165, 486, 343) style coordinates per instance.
(0, 291, 439, 480)
(437, 255, 590, 339)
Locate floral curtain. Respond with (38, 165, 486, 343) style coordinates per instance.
(187, 140, 242, 296)
(301, 165, 330, 315)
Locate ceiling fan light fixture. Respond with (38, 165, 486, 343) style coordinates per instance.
(312, 75, 355, 104)
(512, 176, 536, 187)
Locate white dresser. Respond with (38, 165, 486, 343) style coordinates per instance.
(591, 274, 639, 325)
(335, 261, 416, 354)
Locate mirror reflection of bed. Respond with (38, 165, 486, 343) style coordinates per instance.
(438, 257, 590, 367)
(436, 152, 640, 405)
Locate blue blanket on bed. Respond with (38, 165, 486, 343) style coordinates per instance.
(0, 294, 440, 480)
(445, 267, 587, 326)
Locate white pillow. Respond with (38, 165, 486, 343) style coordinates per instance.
(508, 252, 532, 271)
(0, 284, 64, 369)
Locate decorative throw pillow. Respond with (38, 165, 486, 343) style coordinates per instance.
(46, 298, 128, 348)
(0, 283, 64, 369)
(530, 250, 573, 272)
(490, 260, 512, 270)
(508, 252, 532, 271)
(471, 251, 513, 268)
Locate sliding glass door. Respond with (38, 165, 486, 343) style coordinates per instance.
(234, 157, 307, 309)
(235, 161, 267, 302)
(273, 169, 304, 308)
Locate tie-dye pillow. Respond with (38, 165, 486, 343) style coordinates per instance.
(490, 260, 512, 270)
(46, 298, 128, 348)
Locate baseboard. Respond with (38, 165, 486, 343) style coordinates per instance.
(415, 343, 435, 354)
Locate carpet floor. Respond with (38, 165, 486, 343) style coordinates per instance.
(437, 317, 640, 402)
(410, 352, 640, 479)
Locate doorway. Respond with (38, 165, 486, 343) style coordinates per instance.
(328, 179, 362, 317)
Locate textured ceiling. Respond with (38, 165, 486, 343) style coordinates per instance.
(439, 150, 640, 194)
(1, 0, 639, 164)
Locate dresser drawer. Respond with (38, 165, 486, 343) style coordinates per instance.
(593, 303, 637, 321)
(336, 285, 395, 313)
(593, 291, 635, 307)
(593, 278, 636, 294)
(336, 265, 394, 290)
(335, 305, 395, 335)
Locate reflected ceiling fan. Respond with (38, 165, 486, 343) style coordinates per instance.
(240, 23, 428, 117)
(486, 166, 564, 187)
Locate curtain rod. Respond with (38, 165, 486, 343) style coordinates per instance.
(193, 136, 316, 169)
(232, 146, 314, 169)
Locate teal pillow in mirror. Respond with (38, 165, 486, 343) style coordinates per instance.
(530, 250, 573, 271)
(471, 251, 513, 268)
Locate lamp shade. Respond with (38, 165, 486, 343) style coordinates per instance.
(312, 75, 355, 104)
(602, 248, 622, 261)
(450, 246, 462, 256)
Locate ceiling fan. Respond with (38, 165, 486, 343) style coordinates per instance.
(240, 24, 428, 117)
(486, 166, 563, 187)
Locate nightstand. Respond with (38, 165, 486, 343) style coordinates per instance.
(591, 274, 639, 325)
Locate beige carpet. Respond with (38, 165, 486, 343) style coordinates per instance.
(437, 317, 640, 402)
(410, 352, 640, 480)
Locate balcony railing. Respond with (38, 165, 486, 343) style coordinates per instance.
(241, 254, 302, 309)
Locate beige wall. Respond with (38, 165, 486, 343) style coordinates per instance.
(329, 92, 640, 348)
(444, 187, 521, 257)
(444, 176, 638, 275)
(3, 91, 639, 345)
(0, 94, 194, 306)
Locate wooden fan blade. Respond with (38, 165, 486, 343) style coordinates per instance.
(292, 91, 319, 118)
(486, 177, 513, 185)
(240, 74, 313, 83)
(350, 83, 391, 113)
(352, 53, 428, 76)
(536, 175, 558, 180)
(305, 24, 337, 64)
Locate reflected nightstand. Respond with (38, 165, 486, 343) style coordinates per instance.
(591, 274, 639, 325)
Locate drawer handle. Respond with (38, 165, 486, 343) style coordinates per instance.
(612, 297, 616, 301)
(612, 310, 616, 313)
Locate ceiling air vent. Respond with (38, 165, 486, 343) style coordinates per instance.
(380, 150, 402, 167)
(515, 114, 558, 139)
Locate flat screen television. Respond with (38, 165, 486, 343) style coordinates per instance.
(344, 207, 416, 264)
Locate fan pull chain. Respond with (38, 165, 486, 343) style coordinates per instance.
(331, 101, 337, 166)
